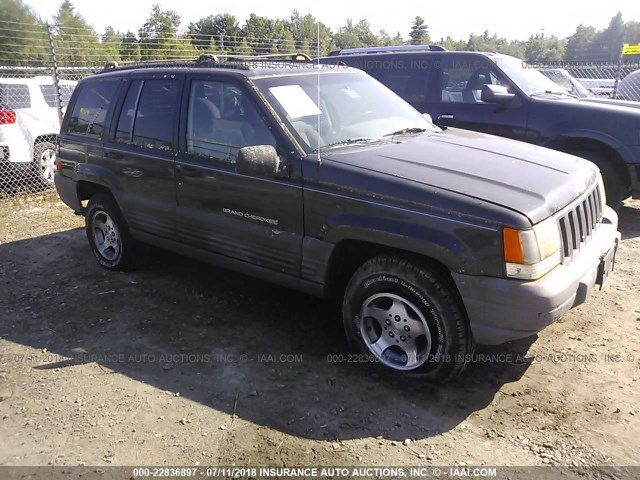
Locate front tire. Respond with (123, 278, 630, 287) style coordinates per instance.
(570, 149, 626, 209)
(342, 255, 474, 383)
(85, 194, 136, 271)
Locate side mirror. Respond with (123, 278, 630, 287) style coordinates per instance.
(421, 113, 433, 124)
(481, 84, 515, 104)
(236, 145, 281, 177)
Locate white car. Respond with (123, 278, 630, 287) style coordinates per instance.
(616, 70, 640, 102)
(0, 76, 77, 186)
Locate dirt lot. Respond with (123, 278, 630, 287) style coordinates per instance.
(0, 193, 639, 474)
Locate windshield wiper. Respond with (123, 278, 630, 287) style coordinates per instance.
(384, 127, 427, 137)
(530, 90, 577, 99)
(316, 137, 399, 151)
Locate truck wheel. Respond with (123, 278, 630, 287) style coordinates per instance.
(342, 255, 474, 383)
(85, 194, 136, 271)
(33, 141, 57, 186)
(570, 150, 625, 209)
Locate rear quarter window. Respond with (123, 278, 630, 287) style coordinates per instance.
(0, 84, 31, 109)
(67, 79, 119, 137)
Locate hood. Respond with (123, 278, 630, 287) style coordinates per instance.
(323, 128, 598, 225)
(579, 97, 640, 110)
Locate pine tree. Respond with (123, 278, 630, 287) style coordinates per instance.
(409, 16, 429, 45)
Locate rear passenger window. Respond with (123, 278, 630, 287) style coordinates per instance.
(115, 80, 143, 142)
(133, 80, 179, 151)
(0, 84, 31, 109)
(114, 79, 179, 152)
(186, 79, 275, 163)
(384, 65, 428, 104)
(67, 79, 119, 137)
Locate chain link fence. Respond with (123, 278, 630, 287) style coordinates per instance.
(1, 17, 639, 197)
(533, 61, 640, 99)
(0, 65, 97, 197)
(0, 19, 325, 197)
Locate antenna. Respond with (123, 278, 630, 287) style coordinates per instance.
(316, 5, 322, 166)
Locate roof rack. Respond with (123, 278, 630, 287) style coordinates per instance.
(327, 45, 447, 56)
(224, 52, 312, 62)
(99, 52, 312, 74)
(100, 55, 252, 73)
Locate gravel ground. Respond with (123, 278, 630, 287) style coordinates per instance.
(0, 193, 639, 476)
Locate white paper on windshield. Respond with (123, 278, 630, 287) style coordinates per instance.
(269, 85, 322, 119)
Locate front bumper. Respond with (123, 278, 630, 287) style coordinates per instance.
(452, 206, 621, 345)
(629, 163, 640, 199)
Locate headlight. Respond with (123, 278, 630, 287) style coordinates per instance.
(503, 216, 562, 280)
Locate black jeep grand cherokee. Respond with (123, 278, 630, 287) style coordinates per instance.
(55, 58, 620, 382)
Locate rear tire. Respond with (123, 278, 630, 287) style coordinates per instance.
(342, 255, 474, 383)
(85, 193, 136, 271)
(570, 149, 626, 209)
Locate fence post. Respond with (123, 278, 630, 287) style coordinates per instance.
(46, 23, 63, 126)
(612, 45, 625, 100)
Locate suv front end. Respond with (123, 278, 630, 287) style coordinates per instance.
(453, 175, 620, 344)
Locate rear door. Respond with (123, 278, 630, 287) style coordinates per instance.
(102, 75, 183, 239)
(175, 75, 304, 276)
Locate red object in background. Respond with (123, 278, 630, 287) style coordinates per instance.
(0, 109, 16, 124)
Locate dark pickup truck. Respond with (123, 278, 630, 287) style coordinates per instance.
(320, 48, 640, 208)
(55, 58, 620, 382)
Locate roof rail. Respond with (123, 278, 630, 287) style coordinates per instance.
(98, 53, 312, 74)
(328, 45, 447, 56)
(98, 56, 251, 73)
(223, 52, 312, 62)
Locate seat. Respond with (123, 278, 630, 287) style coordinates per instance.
(462, 73, 487, 103)
(188, 86, 223, 156)
(290, 120, 323, 150)
(404, 73, 427, 103)
(441, 72, 454, 102)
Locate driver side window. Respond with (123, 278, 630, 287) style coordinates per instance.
(186, 79, 276, 164)
(440, 59, 511, 104)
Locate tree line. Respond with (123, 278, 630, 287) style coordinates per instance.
(1, 0, 639, 67)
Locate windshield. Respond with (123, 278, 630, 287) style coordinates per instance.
(538, 69, 590, 98)
(493, 56, 572, 96)
(253, 69, 436, 153)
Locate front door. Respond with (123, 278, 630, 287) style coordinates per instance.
(175, 77, 304, 276)
(427, 55, 533, 142)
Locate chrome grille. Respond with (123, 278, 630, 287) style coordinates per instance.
(556, 182, 603, 264)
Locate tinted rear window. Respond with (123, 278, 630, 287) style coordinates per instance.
(40, 84, 76, 108)
(67, 79, 119, 137)
(131, 79, 180, 151)
(0, 84, 31, 109)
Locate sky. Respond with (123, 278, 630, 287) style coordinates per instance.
(21, 0, 640, 42)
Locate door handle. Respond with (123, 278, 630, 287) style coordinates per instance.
(105, 151, 123, 160)
(175, 164, 201, 178)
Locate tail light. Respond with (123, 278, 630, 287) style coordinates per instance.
(0, 109, 16, 124)
(55, 143, 62, 172)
